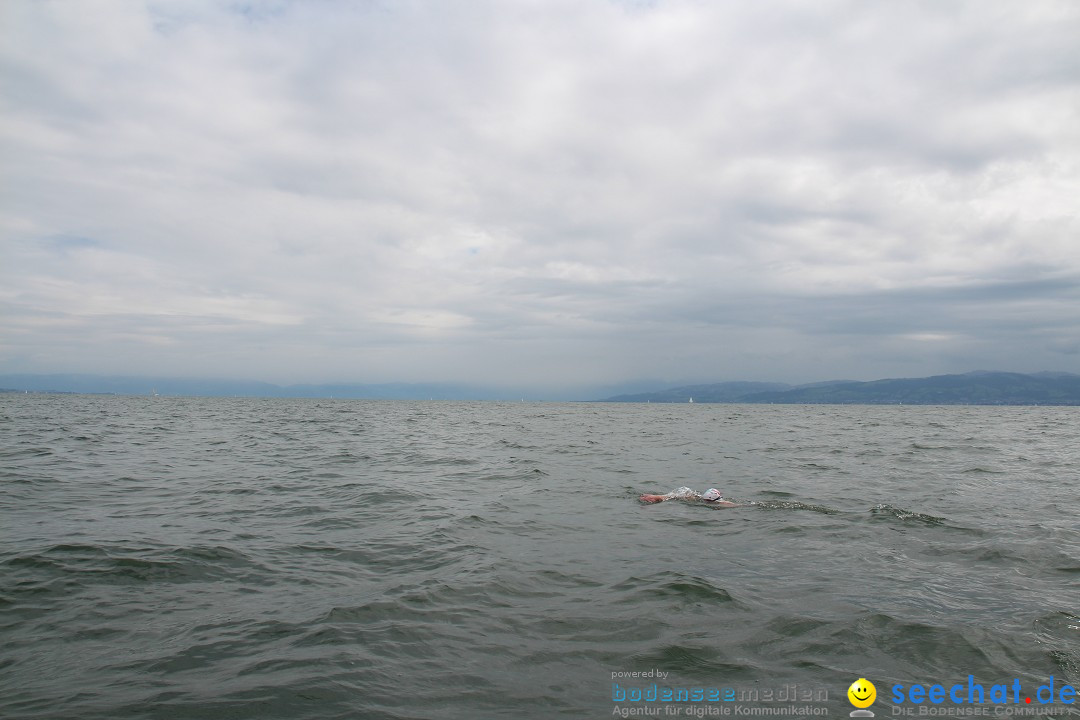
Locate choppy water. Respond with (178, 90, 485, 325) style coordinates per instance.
(1, 395, 1078, 720)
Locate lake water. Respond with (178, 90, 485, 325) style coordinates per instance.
(2, 396, 1078, 719)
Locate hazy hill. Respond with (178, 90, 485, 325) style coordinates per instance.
(600, 372, 1080, 405)
(602, 381, 791, 403)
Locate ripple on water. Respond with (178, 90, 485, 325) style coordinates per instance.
(628, 643, 760, 678)
(868, 504, 947, 524)
(5, 543, 273, 586)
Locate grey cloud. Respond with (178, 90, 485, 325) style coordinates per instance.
(1, 0, 1078, 387)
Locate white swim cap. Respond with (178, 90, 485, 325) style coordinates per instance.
(702, 488, 722, 501)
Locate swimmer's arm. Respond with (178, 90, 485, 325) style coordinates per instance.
(638, 493, 670, 503)
(639, 488, 697, 503)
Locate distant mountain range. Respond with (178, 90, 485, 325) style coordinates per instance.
(599, 371, 1080, 405)
(2, 371, 1079, 404)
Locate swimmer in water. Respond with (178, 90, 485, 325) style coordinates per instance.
(639, 487, 739, 507)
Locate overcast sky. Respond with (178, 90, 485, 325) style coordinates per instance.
(2, 0, 1078, 391)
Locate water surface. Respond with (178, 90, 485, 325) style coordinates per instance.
(2, 396, 1077, 719)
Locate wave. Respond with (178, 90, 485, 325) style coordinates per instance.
(611, 571, 740, 607)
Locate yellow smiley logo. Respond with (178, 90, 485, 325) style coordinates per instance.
(848, 678, 876, 709)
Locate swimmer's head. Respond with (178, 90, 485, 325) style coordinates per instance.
(702, 488, 722, 502)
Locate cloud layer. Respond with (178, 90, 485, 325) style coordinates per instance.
(2, 0, 1078, 388)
